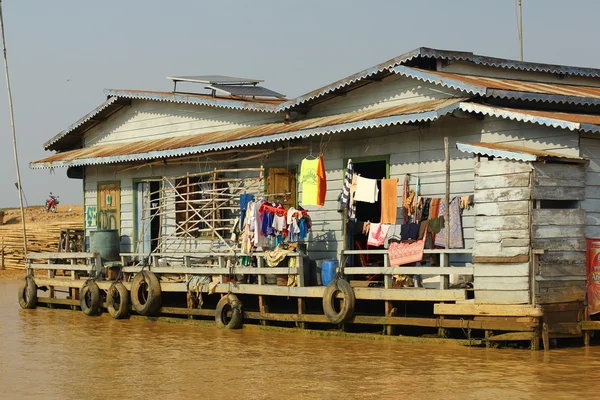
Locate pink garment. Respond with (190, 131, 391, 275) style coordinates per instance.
(367, 223, 390, 247)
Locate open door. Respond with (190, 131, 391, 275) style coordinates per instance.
(135, 181, 161, 255)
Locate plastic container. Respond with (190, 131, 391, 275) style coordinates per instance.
(321, 259, 339, 286)
(89, 229, 120, 261)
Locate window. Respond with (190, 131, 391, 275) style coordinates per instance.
(174, 175, 234, 238)
(266, 167, 297, 208)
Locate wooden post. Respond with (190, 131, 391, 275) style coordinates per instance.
(383, 253, 393, 335)
(1, 237, 4, 270)
(47, 258, 55, 308)
(442, 137, 450, 290)
(440, 137, 450, 289)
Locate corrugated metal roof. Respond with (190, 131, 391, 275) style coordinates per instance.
(45, 90, 287, 151)
(104, 89, 285, 110)
(456, 141, 584, 163)
(30, 98, 464, 169)
(278, 47, 600, 111)
(44, 97, 131, 151)
(394, 66, 600, 105)
(459, 102, 600, 133)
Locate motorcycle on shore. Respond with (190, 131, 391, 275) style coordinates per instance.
(45, 193, 59, 213)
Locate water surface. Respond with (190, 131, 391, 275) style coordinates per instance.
(1, 280, 598, 399)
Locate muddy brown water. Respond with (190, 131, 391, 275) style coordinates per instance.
(1, 279, 599, 400)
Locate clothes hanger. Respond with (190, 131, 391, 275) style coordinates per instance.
(304, 147, 317, 160)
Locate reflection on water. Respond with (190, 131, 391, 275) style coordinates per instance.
(1, 279, 599, 399)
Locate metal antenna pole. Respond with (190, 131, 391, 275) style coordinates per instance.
(518, 0, 524, 61)
(0, 0, 28, 256)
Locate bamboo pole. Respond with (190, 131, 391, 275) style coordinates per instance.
(0, 1, 27, 259)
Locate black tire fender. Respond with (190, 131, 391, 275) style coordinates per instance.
(131, 271, 162, 315)
(322, 279, 355, 324)
(107, 282, 130, 319)
(80, 280, 101, 316)
(18, 276, 37, 309)
(215, 294, 243, 329)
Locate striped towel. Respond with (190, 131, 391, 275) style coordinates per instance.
(341, 158, 353, 207)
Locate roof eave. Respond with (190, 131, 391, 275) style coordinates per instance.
(30, 101, 461, 170)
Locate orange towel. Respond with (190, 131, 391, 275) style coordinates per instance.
(381, 178, 399, 224)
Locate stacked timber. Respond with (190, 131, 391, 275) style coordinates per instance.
(472, 159, 533, 304)
(532, 162, 587, 304)
(0, 207, 82, 269)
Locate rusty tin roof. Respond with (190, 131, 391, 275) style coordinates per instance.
(31, 98, 464, 169)
(456, 141, 585, 163)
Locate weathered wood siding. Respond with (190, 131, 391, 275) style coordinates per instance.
(84, 100, 283, 147)
(439, 60, 600, 87)
(472, 159, 532, 304)
(580, 136, 600, 239)
(83, 113, 581, 265)
(307, 76, 462, 117)
(532, 162, 587, 304)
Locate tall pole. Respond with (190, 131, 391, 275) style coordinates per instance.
(518, 0, 524, 61)
(0, 1, 28, 257)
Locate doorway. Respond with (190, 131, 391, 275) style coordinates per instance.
(349, 158, 388, 267)
(135, 180, 161, 255)
(352, 159, 387, 223)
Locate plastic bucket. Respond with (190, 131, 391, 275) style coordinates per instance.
(321, 259, 339, 286)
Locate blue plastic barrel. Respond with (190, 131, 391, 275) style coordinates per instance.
(321, 259, 339, 286)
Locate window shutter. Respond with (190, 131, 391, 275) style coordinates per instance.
(267, 168, 297, 209)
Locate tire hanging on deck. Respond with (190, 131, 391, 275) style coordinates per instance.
(215, 293, 243, 329)
(131, 270, 162, 316)
(107, 282, 130, 319)
(322, 278, 355, 324)
(18, 276, 37, 309)
(80, 280, 101, 316)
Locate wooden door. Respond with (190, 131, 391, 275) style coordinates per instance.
(267, 168, 297, 209)
(97, 182, 120, 231)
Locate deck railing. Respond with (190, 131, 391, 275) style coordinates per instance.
(340, 249, 473, 289)
(120, 252, 307, 287)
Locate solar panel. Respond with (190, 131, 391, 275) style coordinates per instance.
(206, 84, 286, 98)
(167, 75, 263, 85)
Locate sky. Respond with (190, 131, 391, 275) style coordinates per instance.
(0, 0, 599, 208)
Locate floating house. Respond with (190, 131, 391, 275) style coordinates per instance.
(27, 47, 600, 348)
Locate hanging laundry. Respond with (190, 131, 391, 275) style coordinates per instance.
(298, 218, 308, 240)
(403, 189, 416, 217)
(421, 198, 431, 221)
(460, 195, 474, 210)
(434, 197, 464, 249)
(340, 159, 353, 207)
(253, 200, 269, 247)
(348, 174, 358, 219)
(272, 213, 287, 234)
(362, 221, 371, 235)
(354, 176, 379, 203)
(384, 224, 402, 248)
(288, 218, 300, 242)
(300, 155, 326, 206)
(239, 193, 255, 226)
(401, 223, 420, 241)
(402, 175, 409, 224)
(367, 223, 390, 247)
(381, 178, 399, 224)
(428, 216, 445, 234)
(317, 154, 327, 206)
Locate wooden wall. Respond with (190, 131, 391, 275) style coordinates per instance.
(472, 159, 532, 304)
(83, 100, 283, 147)
(532, 162, 587, 304)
